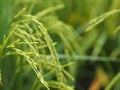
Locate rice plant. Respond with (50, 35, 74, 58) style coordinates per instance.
(0, 0, 120, 90)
